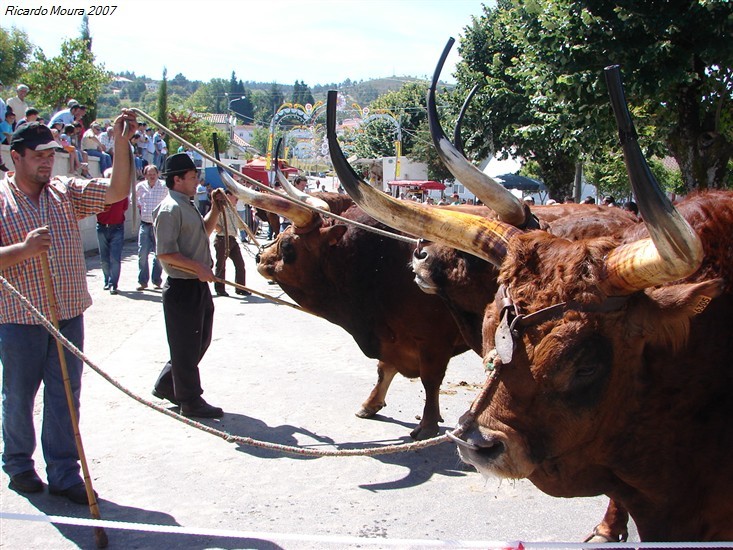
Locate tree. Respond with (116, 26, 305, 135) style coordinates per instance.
(0, 26, 35, 85)
(80, 15, 92, 51)
(23, 37, 110, 114)
(291, 80, 315, 107)
(457, 0, 733, 194)
(157, 68, 168, 130)
(167, 110, 229, 155)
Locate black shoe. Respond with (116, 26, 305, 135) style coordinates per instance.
(181, 398, 223, 418)
(215, 290, 229, 297)
(49, 482, 97, 505)
(152, 388, 180, 406)
(110, 287, 118, 295)
(235, 289, 251, 296)
(9, 470, 44, 494)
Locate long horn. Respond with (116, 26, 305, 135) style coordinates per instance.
(273, 138, 331, 212)
(327, 90, 519, 266)
(215, 154, 317, 229)
(453, 83, 480, 156)
(601, 65, 703, 293)
(428, 38, 527, 227)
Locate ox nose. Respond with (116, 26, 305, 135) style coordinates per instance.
(413, 248, 427, 260)
(448, 426, 505, 461)
(255, 252, 261, 264)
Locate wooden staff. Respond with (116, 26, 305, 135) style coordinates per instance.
(40, 253, 108, 549)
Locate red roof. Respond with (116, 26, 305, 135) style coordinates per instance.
(242, 158, 299, 185)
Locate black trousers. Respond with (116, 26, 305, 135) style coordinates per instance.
(154, 278, 214, 403)
(214, 235, 246, 293)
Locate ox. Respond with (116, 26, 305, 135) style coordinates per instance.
(326, 67, 733, 539)
(217, 172, 470, 440)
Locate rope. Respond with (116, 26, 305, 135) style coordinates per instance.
(131, 108, 418, 246)
(0, 275, 450, 457)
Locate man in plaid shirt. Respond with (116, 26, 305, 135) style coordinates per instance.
(0, 112, 137, 505)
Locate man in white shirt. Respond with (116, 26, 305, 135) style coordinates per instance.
(7, 85, 30, 119)
(135, 165, 169, 290)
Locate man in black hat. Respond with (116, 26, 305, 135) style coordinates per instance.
(0, 112, 137, 504)
(151, 153, 226, 418)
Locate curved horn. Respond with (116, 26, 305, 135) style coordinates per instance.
(453, 83, 480, 156)
(216, 159, 317, 229)
(428, 38, 527, 227)
(601, 66, 703, 293)
(327, 90, 519, 266)
(273, 138, 331, 212)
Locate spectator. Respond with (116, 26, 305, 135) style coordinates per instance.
(523, 196, 535, 205)
(49, 102, 82, 128)
(135, 165, 168, 290)
(0, 108, 16, 144)
(82, 122, 112, 174)
(191, 143, 203, 168)
(213, 190, 249, 297)
(96, 168, 129, 294)
(152, 153, 225, 418)
(0, 114, 136, 505)
(7, 85, 30, 120)
(0, 80, 6, 121)
(582, 196, 596, 204)
(99, 124, 115, 160)
(450, 193, 461, 205)
(195, 181, 211, 216)
(141, 127, 155, 166)
(130, 132, 144, 177)
(17, 108, 40, 126)
(292, 175, 308, 192)
(153, 130, 167, 170)
(623, 200, 639, 217)
(563, 195, 575, 203)
(603, 195, 617, 207)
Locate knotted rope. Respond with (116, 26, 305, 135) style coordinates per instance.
(0, 275, 451, 456)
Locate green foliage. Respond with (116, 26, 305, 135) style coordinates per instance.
(156, 68, 168, 130)
(456, 0, 733, 193)
(167, 110, 229, 156)
(0, 26, 35, 85)
(291, 80, 315, 107)
(23, 37, 110, 114)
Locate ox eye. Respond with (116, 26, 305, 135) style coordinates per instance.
(280, 237, 297, 264)
(575, 364, 598, 378)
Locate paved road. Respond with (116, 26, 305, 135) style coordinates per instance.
(0, 236, 638, 549)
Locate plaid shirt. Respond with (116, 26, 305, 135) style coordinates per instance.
(135, 179, 168, 223)
(0, 172, 108, 324)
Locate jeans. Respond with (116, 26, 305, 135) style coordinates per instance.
(85, 149, 112, 173)
(214, 235, 246, 293)
(137, 222, 162, 286)
(97, 223, 124, 289)
(1, 316, 84, 490)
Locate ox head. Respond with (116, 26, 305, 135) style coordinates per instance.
(330, 64, 720, 499)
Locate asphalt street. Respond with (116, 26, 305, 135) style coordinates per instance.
(0, 235, 638, 549)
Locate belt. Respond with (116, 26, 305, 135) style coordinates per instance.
(97, 222, 123, 228)
(141, 221, 153, 225)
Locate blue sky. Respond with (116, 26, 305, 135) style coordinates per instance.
(3, 0, 489, 85)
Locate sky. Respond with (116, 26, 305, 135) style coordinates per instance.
(3, 0, 489, 85)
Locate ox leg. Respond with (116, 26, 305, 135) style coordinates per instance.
(584, 498, 629, 543)
(410, 359, 447, 441)
(356, 361, 397, 419)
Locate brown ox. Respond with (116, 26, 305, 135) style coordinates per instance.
(217, 172, 470, 440)
(326, 66, 733, 539)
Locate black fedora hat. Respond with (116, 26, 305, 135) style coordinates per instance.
(162, 153, 196, 177)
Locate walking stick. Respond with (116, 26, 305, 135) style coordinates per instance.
(40, 253, 108, 549)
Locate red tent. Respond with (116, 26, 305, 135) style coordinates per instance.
(388, 180, 446, 190)
(242, 157, 300, 186)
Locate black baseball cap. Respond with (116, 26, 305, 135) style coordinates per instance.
(10, 122, 63, 151)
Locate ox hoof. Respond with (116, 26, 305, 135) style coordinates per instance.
(410, 424, 439, 441)
(355, 404, 383, 419)
(583, 527, 627, 544)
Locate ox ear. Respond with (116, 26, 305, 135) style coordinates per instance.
(324, 224, 348, 246)
(630, 278, 724, 352)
